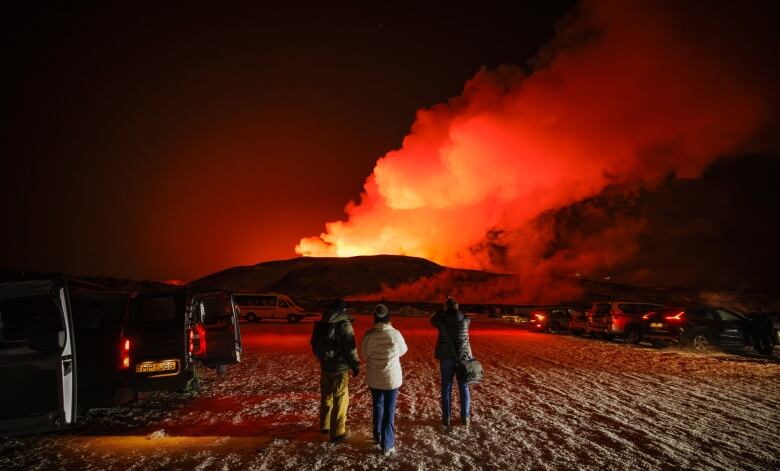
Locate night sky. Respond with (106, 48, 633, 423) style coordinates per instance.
(3, 2, 573, 281)
(3, 2, 779, 289)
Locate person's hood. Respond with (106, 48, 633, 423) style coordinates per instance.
(370, 322, 393, 332)
(324, 308, 351, 324)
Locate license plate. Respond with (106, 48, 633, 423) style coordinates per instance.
(136, 360, 178, 374)
(650, 323, 663, 329)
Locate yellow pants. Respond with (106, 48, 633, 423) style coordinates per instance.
(320, 370, 350, 438)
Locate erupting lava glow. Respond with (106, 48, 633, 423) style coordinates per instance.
(297, 0, 775, 298)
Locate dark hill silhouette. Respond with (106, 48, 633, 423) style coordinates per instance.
(188, 255, 501, 300)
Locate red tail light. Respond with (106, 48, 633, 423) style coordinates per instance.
(534, 313, 545, 320)
(189, 324, 207, 357)
(664, 311, 685, 322)
(642, 312, 655, 320)
(118, 336, 131, 370)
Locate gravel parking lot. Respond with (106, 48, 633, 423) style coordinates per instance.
(1, 316, 778, 470)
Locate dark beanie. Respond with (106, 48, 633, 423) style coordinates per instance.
(445, 297, 458, 311)
(328, 298, 347, 314)
(374, 304, 390, 323)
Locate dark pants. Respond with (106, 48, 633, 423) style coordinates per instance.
(754, 330, 775, 355)
(440, 358, 470, 421)
(370, 387, 398, 452)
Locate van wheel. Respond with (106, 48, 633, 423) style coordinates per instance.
(216, 365, 227, 376)
(625, 327, 642, 345)
(690, 333, 711, 353)
(287, 314, 298, 323)
(547, 322, 560, 334)
(246, 313, 257, 322)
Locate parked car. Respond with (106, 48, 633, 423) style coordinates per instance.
(641, 306, 751, 352)
(498, 306, 533, 328)
(234, 292, 314, 323)
(530, 307, 578, 333)
(587, 301, 665, 343)
(568, 309, 590, 336)
(119, 289, 242, 393)
(69, 290, 136, 409)
(0, 281, 77, 435)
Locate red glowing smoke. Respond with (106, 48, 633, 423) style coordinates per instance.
(297, 0, 776, 301)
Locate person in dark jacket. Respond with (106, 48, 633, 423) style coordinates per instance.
(752, 309, 776, 356)
(430, 296, 473, 427)
(310, 299, 360, 442)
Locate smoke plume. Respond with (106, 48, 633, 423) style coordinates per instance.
(297, 0, 777, 301)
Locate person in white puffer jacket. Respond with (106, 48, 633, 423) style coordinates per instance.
(360, 304, 408, 457)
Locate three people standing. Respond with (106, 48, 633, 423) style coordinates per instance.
(311, 296, 473, 456)
(361, 304, 408, 457)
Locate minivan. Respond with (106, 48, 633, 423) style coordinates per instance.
(0, 281, 77, 435)
(234, 292, 313, 323)
(119, 289, 241, 393)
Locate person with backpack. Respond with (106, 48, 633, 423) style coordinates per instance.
(310, 299, 360, 442)
(431, 296, 473, 428)
(361, 304, 408, 457)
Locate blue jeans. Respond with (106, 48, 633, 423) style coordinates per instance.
(370, 388, 398, 451)
(440, 358, 470, 420)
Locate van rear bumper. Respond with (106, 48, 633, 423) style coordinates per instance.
(121, 366, 195, 393)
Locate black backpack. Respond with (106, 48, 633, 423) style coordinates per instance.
(312, 321, 339, 361)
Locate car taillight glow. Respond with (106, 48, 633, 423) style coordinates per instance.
(118, 336, 131, 369)
(534, 314, 545, 320)
(642, 312, 655, 320)
(189, 324, 207, 357)
(664, 311, 685, 321)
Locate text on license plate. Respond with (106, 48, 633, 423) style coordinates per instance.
(136, 360, 178, 373)
(650, 323, 664, 329)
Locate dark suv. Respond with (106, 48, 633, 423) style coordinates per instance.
(588, 301, 665, 343)
(641, 306, 751, 352)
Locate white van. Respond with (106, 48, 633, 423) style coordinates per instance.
(234, 293, 313, 323)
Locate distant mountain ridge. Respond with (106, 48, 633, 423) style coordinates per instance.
(188, 255, 501, 299)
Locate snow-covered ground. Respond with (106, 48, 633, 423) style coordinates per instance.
(1, 316, 778, 470)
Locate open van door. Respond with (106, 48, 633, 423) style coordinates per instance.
(0, 281, 77, 435)
(192, 292, 241, 369)
(121, 290, 194, 392)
